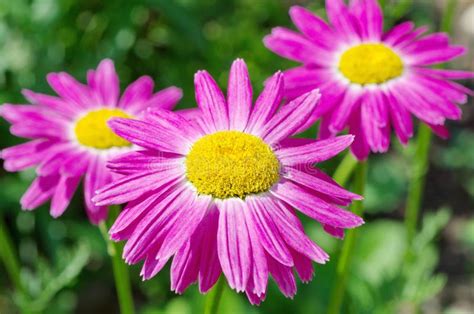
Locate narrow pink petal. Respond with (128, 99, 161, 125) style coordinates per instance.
(197, 208, 222, 293)
(329, 88, 362, 133)
(427, 123, 449, 139)
(276, 135, 354, 165)
(36, 145, 76, 176)
(289, 6, 337, 49)
(147, 86, 183, 111)
(323, 224, 345, 239)
(280, 66, 328, 101)
(261, 196, 329, 263)
(349, 0, 383, 40)
(391, 83, 446, 125)
(50, 175, 81, 218)
(227, 59, 252, 131)
(216, 199, 251, 292)
(46, 72, 93, 109)
(1, 140, 55, 172)
(243, 206, 268, 297)
(93, 167, 183, 206)
(194, 70, 228, 131)
(157, 194, 212, 261)
(245, 71, 283, 135)
(326, 0, 360, 42)
(414, 68, 474, 80)
(247, 197, 294, 266)
(0, 104, 63, 127)
(271, 180, 364, 229)
(401, 33, 450, 53)
(267, 254, 296, 298)
(263, 27, 333, 65)
(107, 150, 182, 176)
(386, 91, 413, 145)
(291, 249, 314, 283)
(382, 21, 415, 44)
(408, 45, 466, 66)
(361, 93, 390, 153)
(20, 175, 59, 210)
(123, 185, 192, 264)
(171, 239, 200, 294)
(22, 89, 79, 118)
(109, 179, 178, 239)
(118, 76, 154, 111)
(108, 118, 191, 155)
(84, 158, 112, 224)
(60, 152, 90, 177)
(348, 108, 370, 161)
(283, 167, 362, 201)
(144, 108, 202, 143)
(261, 89, 320, 144)
(93, 59, 120, 106)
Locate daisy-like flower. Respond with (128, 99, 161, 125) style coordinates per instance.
(0, 59, 182, 223)
(264, 0, 473, 160)
(93, 59, 363, 304)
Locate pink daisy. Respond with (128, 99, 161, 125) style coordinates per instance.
(0, 59, 182, 224)
(264, 0, 473, 160)
(93, 59, 363, 304)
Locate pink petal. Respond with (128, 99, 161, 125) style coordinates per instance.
(216, 199, 251, 292)
(118, 76, 154, 111)
(261, 89, 320, 144)
(93, 167, 183, 206)
(93, 59, 120, 107)
(246, 71, 283, 135)
(227, 59, 252, 131)
(271, 180, 364, 229)
(263, 27, 333, 65)
(50, 175, 81, 218)
(289, 6, 337, 49)
(194, 70, 229, 131)
(276, 135, 354, 165)
(283, 167, 362, 201)
(21, 175, 59, 210)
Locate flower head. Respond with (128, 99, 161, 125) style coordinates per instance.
(0, 59, 182, 223)
(264, 0, 473, 160)
(93, 59, 363, 304)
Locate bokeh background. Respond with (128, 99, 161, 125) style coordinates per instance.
(0, 0, 473, 313)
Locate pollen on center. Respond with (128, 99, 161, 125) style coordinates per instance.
(74, 108, 132, 149)
(338, 43, 404, 85)
(185, 131, 280, 199)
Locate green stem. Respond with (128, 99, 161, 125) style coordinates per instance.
(99, 206, 135, 314)
(404, 124, 433, 244)
(327, 161, 367, 314)
(0, 216, 25, 294)
(404, 0, 457, 245)
(333, 151, 358, 187)
(204, 276, 226, 314)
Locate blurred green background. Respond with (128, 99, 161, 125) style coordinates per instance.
(0, 0, 473, 313)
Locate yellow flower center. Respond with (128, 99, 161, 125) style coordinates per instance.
(339, 43, 404, 85)
(185, 131, 280, 199)
(74, 108, 132, 149)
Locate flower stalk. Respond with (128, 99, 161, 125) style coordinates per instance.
(99, 206, 135, 314)
(0, 216, 25, 294)
(327, 161, 367, 314)
(404, 0, 457, 245)
(204, 276, 226, 314)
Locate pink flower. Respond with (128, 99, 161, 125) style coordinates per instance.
(0, 59, 182, 223)
(264, 0, 473, 160)
(93, 59, 363, 304)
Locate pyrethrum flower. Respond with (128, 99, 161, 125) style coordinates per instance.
(93, 59, 363, 304)
(0, 59, 182, 223)
(264, 0, 473, 160)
